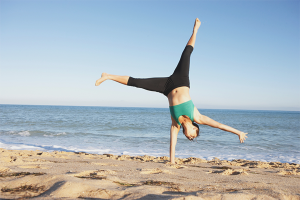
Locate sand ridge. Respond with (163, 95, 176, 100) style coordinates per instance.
(0, 148, 299, 199)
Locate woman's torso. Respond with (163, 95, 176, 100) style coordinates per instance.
(167, 86, 191, 106)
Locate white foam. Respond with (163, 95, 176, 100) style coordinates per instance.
(18, 131, 30, 137)
(43, 132, 67, 137)
(0, 142, 44, 151)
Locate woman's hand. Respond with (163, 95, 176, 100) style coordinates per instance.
(238, 132, 248, 143)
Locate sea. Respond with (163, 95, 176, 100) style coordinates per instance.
(0, 104, 299, 164)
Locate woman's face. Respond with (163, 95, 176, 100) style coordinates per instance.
(183, 122, 199, 140)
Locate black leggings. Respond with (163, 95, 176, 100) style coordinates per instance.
(127, 45, 194, 96)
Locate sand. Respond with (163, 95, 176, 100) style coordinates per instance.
(0, 148, 299, 200)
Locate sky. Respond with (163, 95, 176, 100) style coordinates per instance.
(0, 0, 299, 111)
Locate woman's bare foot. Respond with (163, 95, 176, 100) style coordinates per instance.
(193, 18, 201, 33)
(95, 73, 109, 86)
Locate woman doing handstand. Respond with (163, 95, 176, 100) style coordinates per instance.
(95, 18, 248, 164)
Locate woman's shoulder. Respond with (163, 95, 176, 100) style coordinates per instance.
(193, 106, 200, 114)
(193, 107, 203, 123)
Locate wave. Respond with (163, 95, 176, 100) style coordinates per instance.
(43, 132, 67, 137)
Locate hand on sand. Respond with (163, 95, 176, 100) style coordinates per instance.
(168, 161, 177, 165)
(194, 18, 201, 32)
(95, 73, 108, 86)
(239, 132, 248, 143)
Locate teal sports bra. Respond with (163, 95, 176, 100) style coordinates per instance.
(169, 100, 195, 126)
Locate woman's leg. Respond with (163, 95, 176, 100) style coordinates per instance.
(128, 77, 168, 94)
(95, 73, 129, 86)
(171, 18, 200, 78)
(166, 18, 201, 92)
(186, 18, 201, 48)
(95, 72, 168, 95)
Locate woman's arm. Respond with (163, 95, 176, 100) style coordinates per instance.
(170, 116, 181, 164)
(194, 108, 248, 143)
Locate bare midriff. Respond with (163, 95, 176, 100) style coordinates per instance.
(167, 86, 192, 107)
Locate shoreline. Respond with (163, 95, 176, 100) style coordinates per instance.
(1, 144, 299, 165)
(0, 148, 299, 199)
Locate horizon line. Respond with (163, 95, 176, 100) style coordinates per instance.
(1, 103, 299, 112)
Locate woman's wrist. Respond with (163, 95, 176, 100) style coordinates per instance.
(238, 131, 244, 136)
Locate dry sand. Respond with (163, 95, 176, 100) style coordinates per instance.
(0, 148, 299, 200)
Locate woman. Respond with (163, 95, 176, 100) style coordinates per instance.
(95, 18, 248, 164)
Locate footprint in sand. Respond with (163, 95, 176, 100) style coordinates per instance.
(73, 169, 116, 178)
(0, 167, 11, 173)
(92, 162, 118, 167)
(278, 169, 300, 175)
(18, 165, 49, 169)
(139, 168, 174, 174)
(165, 164, 187, 169)
(208, 168, 249, 175)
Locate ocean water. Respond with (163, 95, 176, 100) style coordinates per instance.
(0, 104, 299, 164)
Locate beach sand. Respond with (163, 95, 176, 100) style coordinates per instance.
(0, 148, 299, 199)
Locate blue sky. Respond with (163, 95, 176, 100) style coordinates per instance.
(0, 0, 299, 111)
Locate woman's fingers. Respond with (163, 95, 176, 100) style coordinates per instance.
(239, 132, 248, 143)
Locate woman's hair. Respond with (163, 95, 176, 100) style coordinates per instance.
(182, 121, 200, 141)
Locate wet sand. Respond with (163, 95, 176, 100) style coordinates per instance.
(0, 148, 299, 199)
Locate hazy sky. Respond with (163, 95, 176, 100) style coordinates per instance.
(1, 0, 299, 111)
